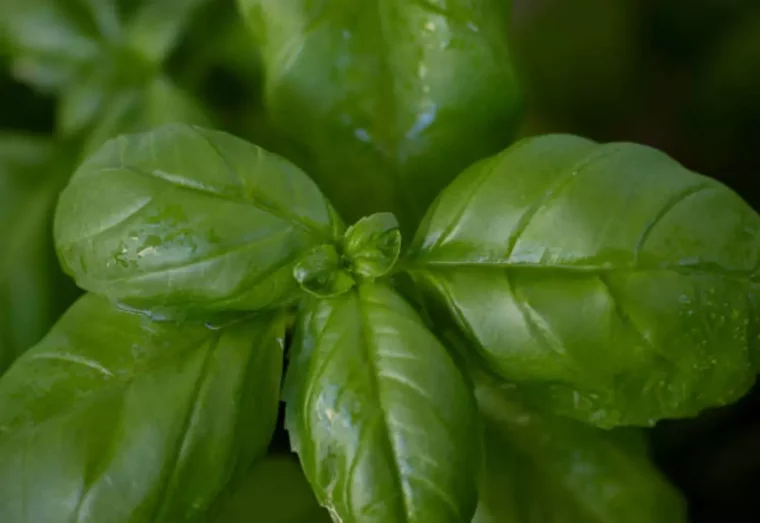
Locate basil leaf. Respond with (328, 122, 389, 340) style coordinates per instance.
(0, 134, 76, 374)
(0, 0, 207, 91)
(55, 123, 343, 320)
(0, 0, 103, 91)
(214, 455, 331, 523)
(343, 212, 402, 279)
(0, 294, 283, 522)
(240, 0, 522, 229)
(55, 46, 156, 136)
(285, 282, 479, 523)
(473, 384, 688, 523)
(82, 75, 211, 155)
(293, 244, 356, 298)
(407, 134, 759, 427)
(124, 0, 210, 64)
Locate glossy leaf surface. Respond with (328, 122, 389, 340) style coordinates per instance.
(472, 384, 688, 523)
(293, 244, 356, 298)
(0, 294, 283, 522)
(408, 134, 760, 427)
(0, 134, 76, 374)
(343, 212, 402, 279)
(239, 0, 522, 229)
(213, 455, 331, 523)
(285, 283, 479, 522)
(55, 123, 342, 320)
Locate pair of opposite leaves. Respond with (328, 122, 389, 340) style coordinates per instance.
(1, 123, 757, 522)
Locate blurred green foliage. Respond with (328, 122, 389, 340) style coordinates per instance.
(213, 455, 331, 523)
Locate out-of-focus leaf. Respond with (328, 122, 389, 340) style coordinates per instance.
(239, 0, 522, 231)
(213, 455, 331, 523)
(0, 0, 211, 143)
(0, 0, 209, 91)
(0, 134, 75, 374)
(0, 294, 284, 522)
(56, 46, 155, 136)
(82, 75, 211, 155)
(472, 384, 688, 523)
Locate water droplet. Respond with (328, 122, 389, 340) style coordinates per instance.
(354, 128, 371, 143)
(406, 105, 437, 139)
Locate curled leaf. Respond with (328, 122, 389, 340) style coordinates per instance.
(293, 244, 355, 298)
(343, 212, 402, 279)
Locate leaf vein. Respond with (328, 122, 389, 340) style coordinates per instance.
(634, 183, 713, 265)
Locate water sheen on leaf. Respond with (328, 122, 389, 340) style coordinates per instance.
(294, 244, 356, 298)
(472, 384, 688, 523)
(55, 123, 343, 320)
(0, 294, 283, 523)
(284, 283, 479, 523)
(239, 0, 522, 230)
(407, 134, 760, 427)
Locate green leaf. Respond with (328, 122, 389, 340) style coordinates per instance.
(124, 0, 211, 64)
(343, 212, 402, 279)
(0, 134, 76, 374)
(293, 244, 356, 298)
(55, 123, 343, 320)
(285, 282, 479, 523)
(213, 455, 332, 523)
(56, 46, 156, 136)
(0, 0, 208, 91)
(0, 0, 210, 143)
(472, 384, 688, 523)
(82, 75, 212, 156)
(239, 0, 522, 230)
(407, 134, 760, 427)
(0, 294, 283, 522)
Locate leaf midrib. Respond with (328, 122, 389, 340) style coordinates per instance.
(406, 262, 760, 287)
(355, 286, 410, 522)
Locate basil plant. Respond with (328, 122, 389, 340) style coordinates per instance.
(0, 119, 756, 522)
